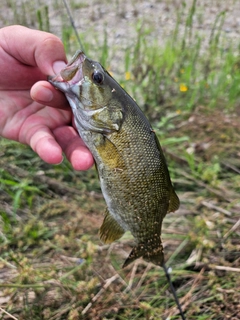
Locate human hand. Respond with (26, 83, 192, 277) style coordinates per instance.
(0, 25, 94, 170)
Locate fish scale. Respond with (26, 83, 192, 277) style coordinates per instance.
(49, 50, 180, 268)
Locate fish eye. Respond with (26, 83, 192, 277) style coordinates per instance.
(92, 71, 104, 84)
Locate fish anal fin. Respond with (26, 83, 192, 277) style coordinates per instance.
(99, 209, 125, 244)
(122, 240, 164, 268)
(168, 188, 180, 213)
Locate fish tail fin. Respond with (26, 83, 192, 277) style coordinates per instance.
(122, 239, 164, 268)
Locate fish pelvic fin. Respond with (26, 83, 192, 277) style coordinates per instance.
(99, 209, 125, 244)
(168, 188, 180, 213)
(122, 239, 164, 268)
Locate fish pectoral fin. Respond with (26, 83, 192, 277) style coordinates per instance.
(168, 188, 180, 213)
(99, 209, 125, 244)
(122, 241, 164, 268)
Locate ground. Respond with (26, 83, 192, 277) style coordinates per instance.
(0, 1, 240, 319)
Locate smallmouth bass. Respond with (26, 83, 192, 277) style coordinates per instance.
(49, 51, 180, 268)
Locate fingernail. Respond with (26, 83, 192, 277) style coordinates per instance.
(53, 60, 67, 74)
(55, 155, 64, 165)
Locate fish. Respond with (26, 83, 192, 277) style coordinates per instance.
(48, 50, 180, 268)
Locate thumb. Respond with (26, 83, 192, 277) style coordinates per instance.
(1, 25, 67, 76)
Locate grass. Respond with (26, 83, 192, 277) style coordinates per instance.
(0, 0, 240, 319)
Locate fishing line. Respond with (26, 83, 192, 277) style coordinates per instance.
(62, 0, 85, 52)
(162, 263, 186, 320)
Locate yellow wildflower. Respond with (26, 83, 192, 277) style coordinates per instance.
(179, 83, 188, 92)
(125, 71, 131, 81)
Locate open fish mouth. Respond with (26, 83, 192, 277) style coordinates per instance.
(48, 50, 86, 90)
(48, 51, 89, 113)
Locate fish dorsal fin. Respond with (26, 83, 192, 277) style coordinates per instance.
(99, 209, 125, 244)
(168, 188, 180, 213)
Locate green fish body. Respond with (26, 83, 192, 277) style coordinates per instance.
(49, 51, 179, 268)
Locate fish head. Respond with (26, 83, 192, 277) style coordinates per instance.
(49, 50, 123, 134)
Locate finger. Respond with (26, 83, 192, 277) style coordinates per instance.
(28, 126, 64, 164)
(0, 25, 67, 79)
(31, 81, 70, 110)
(53, 126, 94, 171)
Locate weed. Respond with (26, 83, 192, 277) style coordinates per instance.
(37, 5, 50, 32)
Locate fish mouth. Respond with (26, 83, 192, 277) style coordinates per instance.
(48, 50, 86, 91)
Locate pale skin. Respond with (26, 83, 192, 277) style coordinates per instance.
(0, 25, 94, 170)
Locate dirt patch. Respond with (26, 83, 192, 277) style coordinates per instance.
(175, 105, 240, 161)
